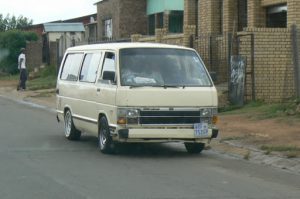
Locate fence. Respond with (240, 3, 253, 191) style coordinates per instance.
(292, 25, 300, 99)
(194, 33, 233, 84)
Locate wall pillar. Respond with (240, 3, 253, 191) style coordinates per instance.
(248, 0, 266, 28)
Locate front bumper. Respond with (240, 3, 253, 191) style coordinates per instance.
(116, 127, 219, 143)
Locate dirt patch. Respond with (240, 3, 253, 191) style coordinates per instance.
(219, 114, 300, 157)
(0, 80, 56, 109)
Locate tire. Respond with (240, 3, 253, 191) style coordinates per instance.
(184, 143, 205, 154)
(64, 110, 81, 140)
(98, 117, 114, 154)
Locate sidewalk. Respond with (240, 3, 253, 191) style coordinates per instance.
(0, 80, 299, 174)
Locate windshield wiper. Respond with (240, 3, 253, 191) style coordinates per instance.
(162, 84, 186, 89)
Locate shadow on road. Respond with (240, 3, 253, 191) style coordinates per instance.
(75, 135, 209, 158)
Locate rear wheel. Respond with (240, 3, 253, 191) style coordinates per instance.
(98, 117, 114, 154)
(184, 143, 205, 154)
(64, 110, 81, 140)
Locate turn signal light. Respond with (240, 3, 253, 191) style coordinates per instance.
(212, 116, 219, 125)
(117, 117, 126, 125)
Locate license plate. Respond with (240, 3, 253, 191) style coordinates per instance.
(194, 123, 209, 137)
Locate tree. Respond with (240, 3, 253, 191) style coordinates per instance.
(0, 30, 38, 74)
(0, 14, 33, 32)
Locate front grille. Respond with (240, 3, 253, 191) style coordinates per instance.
(139, 110, 210, 125)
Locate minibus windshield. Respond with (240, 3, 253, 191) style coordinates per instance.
(119, 48, 212, 87)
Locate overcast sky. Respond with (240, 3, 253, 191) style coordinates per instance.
(0, 0, 98, 24)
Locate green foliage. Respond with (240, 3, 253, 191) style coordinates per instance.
(220, 99, 300, 119)
(27, 75, 57, 91)
(0, 14, 33, 31)
(40, 65, 57, 78)
(0, 30, 38, 74)
(27, 65, 57, 91)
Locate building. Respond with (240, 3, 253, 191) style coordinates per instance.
(147, 0, 184, 35)
(43, 23, 85, 66)
(132, 0, 300, 103)
(95, 0, 147, 41)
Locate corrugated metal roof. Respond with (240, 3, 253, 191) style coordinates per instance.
(43, 23, 85, 32)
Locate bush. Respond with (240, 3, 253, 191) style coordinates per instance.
(0, 30, 38, 74)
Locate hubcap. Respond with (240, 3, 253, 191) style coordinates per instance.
(99, 125, 107, 148)
(64, 112, 72, 137)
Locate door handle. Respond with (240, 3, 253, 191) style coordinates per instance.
(56, 88, 59, 94)
(97, 88, 101, 92)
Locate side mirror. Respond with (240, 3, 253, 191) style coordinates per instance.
(102, 71, 116, 83)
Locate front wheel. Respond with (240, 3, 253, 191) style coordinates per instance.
(98, 117, 114, 154)
(64, 110, 81, 140)
(184, 143, 205, 154)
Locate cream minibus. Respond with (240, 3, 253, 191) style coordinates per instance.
(56, 43, 219, 154)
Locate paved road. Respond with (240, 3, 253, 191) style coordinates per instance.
(0, 96, 300, 199)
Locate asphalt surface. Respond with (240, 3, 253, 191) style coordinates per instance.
(0, 96, 300, 199)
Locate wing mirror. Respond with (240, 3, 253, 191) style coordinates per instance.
(102, 71, 116, 83)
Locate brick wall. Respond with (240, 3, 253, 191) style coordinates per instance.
(97, 0, 119, 40)
(131, 28, 185, 46)
(26, 41, 43, 70)
(248, 0, 266, 28)
(184, 0, 197, 26)
(288, 0, 300, 27)
(239, 28, 295, 102)
(119, 0, 147, 38)
(223, 0, 237, 33)
(97, 0, 147, 40)
(261, 0, 287, 7)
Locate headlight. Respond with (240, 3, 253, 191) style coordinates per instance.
(200, 108, 218, 125)
(200, 108, 212, 117)
(117, 108, 140, 125)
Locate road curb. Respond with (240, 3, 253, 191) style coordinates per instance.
(211, 140, 300, 175)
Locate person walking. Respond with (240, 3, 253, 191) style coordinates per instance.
(17, 48, 27, 91)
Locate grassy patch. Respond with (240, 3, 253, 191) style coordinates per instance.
(220, 136, 248, 142)
(220, 100, 300, 120)
(261, 145, 300, 158)
(27, 75, 57, 91)
(30, 90, 55, 98)
(261, 145, 300, 152)
(27, 65, 57, 91)
(0, 74, 19, 80)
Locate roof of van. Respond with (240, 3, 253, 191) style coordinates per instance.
(67, 42, 192, 51)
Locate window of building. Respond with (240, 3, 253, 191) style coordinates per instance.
(104, 18, 113, 39)
(157, 12, 164, 29)
(61, 53, 83, 81)
(148, 14, 155, 35)
(79, 53, 102, 83)
(266, 4, 287, 28)
(238, 0, 247, 31)
(168, 11, 183, 33)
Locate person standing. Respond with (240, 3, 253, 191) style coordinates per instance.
(18, 48, 27, 91)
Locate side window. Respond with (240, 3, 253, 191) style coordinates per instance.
(80, 53, 102, 83)
(101, 52, 116, 83)
(61, 53, 83, 81)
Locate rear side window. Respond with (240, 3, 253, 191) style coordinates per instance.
(60, 53, 83, 81)
(80, 53, 102, 83)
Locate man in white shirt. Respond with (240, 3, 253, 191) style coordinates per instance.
(18, 48, 27, 90)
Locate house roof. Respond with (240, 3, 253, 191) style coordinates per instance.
(43, 23, 85, 32)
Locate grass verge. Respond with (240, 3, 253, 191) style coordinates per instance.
(220, 100, 300, 120)
(27, 65, 57, 91)
(261, 145, 300, 158)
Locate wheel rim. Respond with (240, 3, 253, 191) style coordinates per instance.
(99, 123, 107, 149)
(64, 111, 72, 137)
